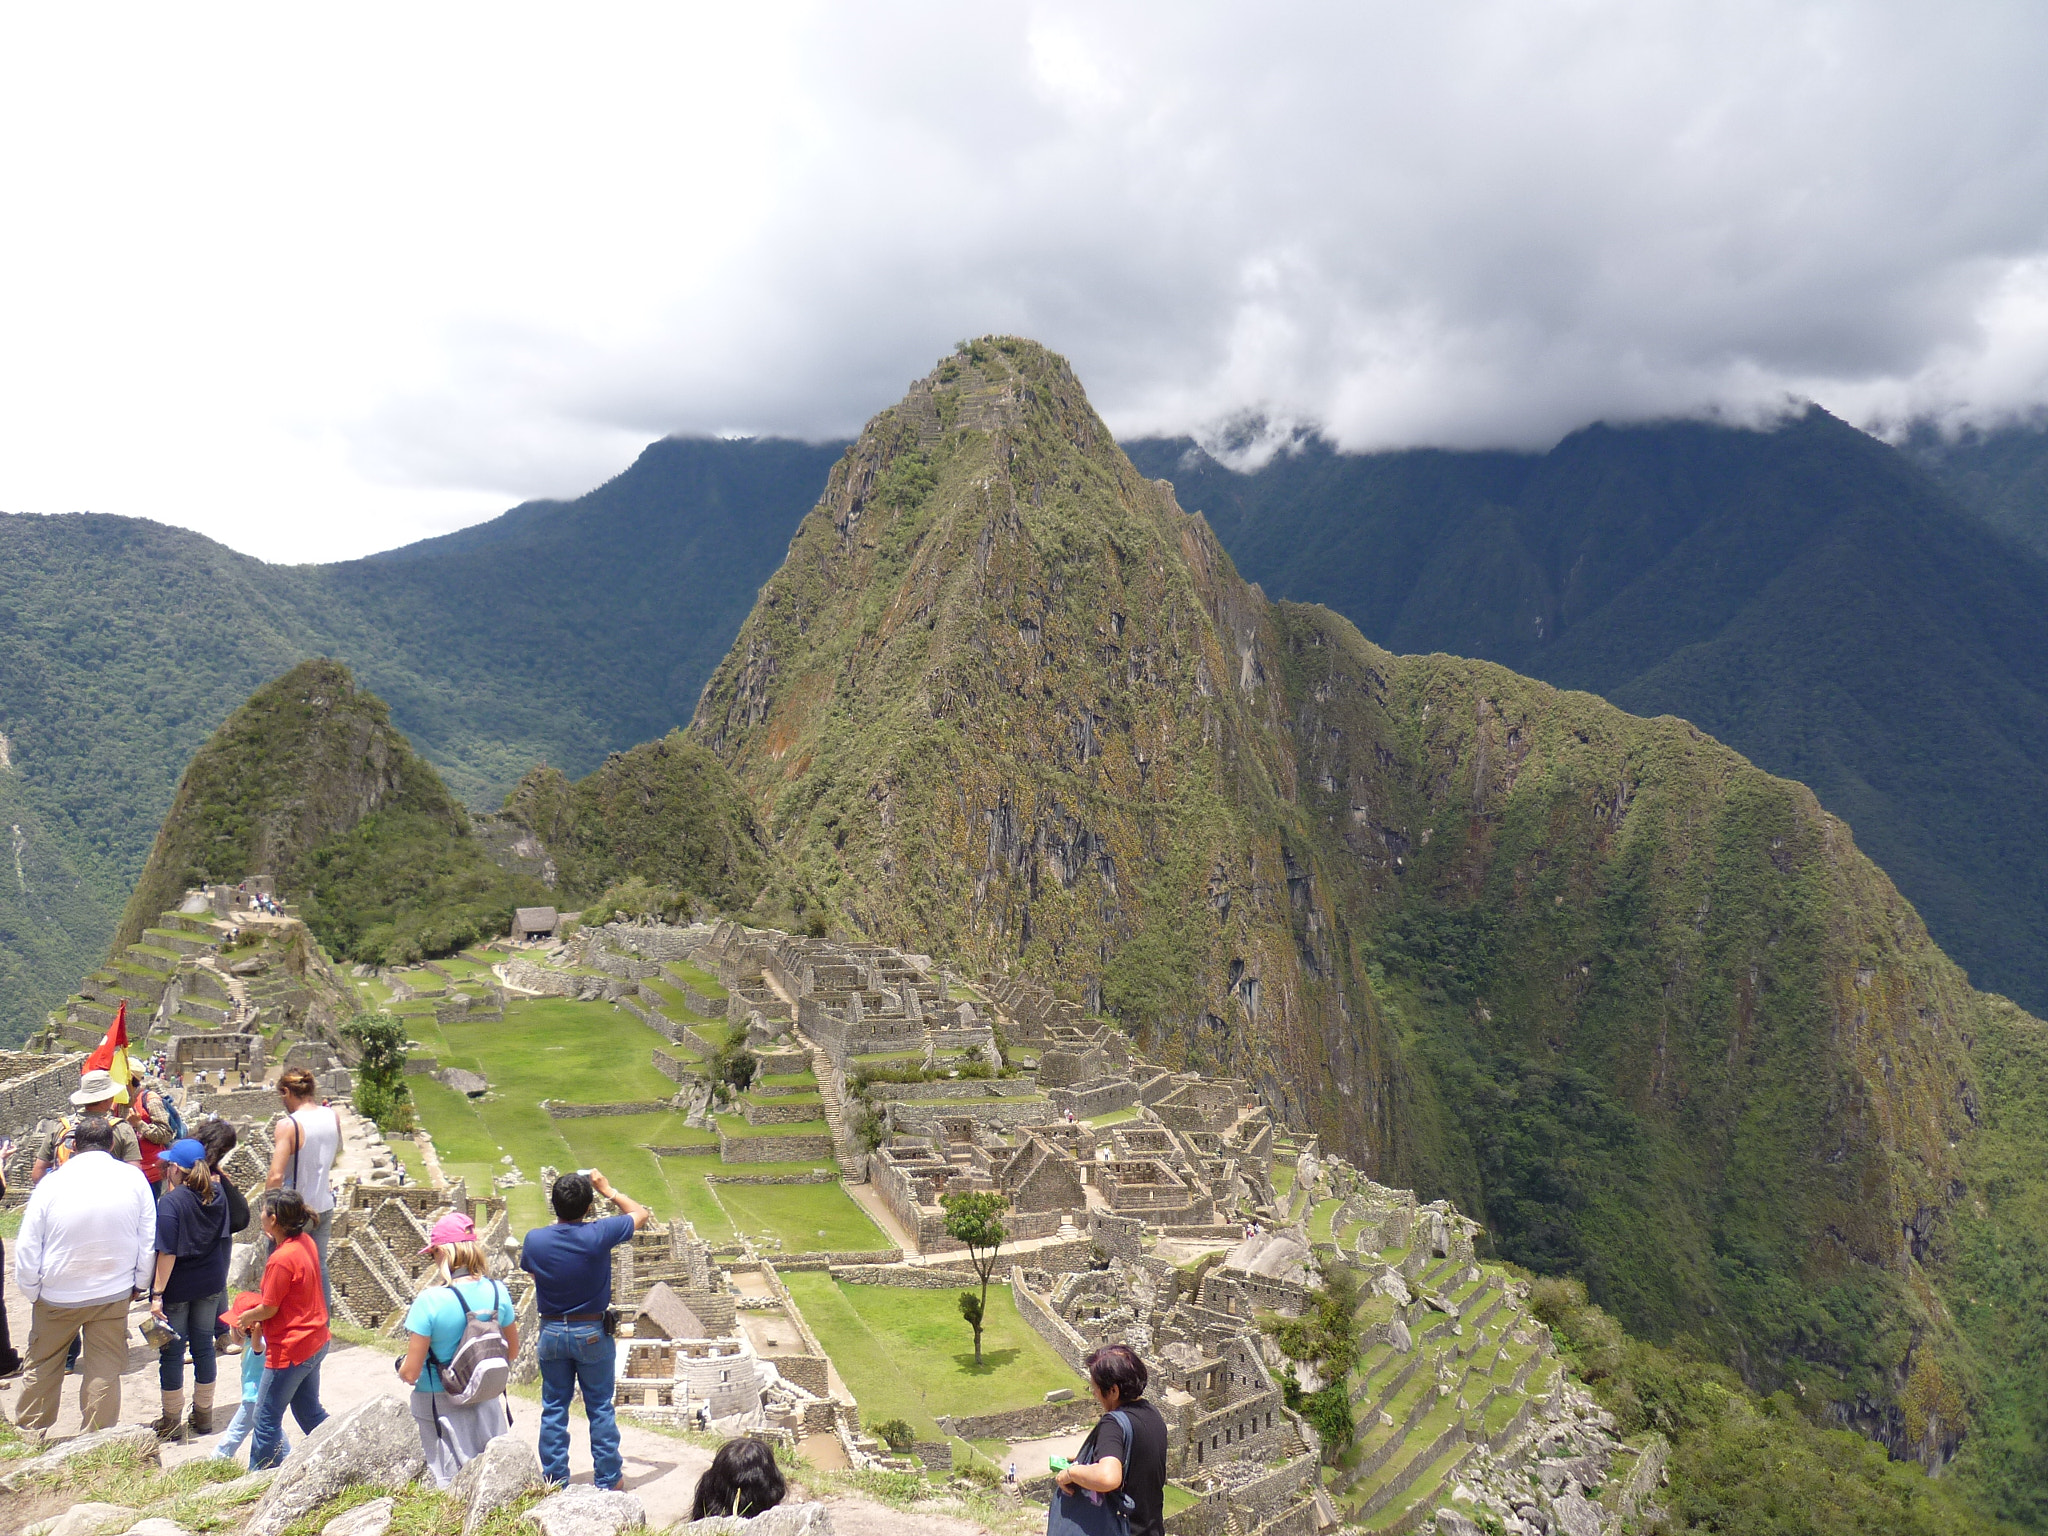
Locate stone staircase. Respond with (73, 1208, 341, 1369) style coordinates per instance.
(797, 1032, 865, 1180)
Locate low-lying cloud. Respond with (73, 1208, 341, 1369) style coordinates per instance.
(5, 3, 2048, 559)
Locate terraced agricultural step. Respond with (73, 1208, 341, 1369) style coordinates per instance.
(143, 927, 217, 957)
(125, 946, 181, 975)
(1362, 1441, 1475, 1532)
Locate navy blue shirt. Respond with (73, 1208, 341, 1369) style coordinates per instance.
(519, 1214, 635, 1316)
(154, 1184, 232, 1304)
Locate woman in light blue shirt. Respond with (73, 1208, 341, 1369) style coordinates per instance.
(396, 1212, 519, 1487)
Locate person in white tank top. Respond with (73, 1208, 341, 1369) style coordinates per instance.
(265, 1069, 339, 1307)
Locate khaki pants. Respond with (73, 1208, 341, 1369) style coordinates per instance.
(16, 1296, 131, 1432)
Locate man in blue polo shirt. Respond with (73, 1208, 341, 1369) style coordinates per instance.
(519, 1169, 649, 1489)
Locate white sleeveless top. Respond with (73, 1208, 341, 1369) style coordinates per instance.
(284, 1104, 339, 1213)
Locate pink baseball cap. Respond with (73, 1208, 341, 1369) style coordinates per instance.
(420, 1211, 478, 1252)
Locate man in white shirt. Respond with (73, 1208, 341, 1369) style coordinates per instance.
(13, 1116, 155, 1433)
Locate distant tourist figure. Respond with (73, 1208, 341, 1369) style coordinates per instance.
(690, 1435, 787, 1520)
(32, 1068, 143, 1180)
(520, 1170, 649, 1490)
(399, 1211, 519, 1486)
(12, 1115, 155, 1434)
(147, 1139, 234, 1438)
(1053, 1345, 1169, 1536)
(266, 1068, 339, 1305)
(231, 1188, 330, 1468)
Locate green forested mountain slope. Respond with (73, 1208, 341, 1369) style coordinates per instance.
(688, 340, 2048, 1519)
(1125, 416, 2048, 1019)
(0, 436, 839, 1037)
(122, 659, 546, 964)
(1905, 417, 2048, 560)
(498, 729, 779, 917)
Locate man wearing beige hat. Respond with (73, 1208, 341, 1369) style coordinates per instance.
(29, 1068, 143, 1181)
(13, 1115, 155, 1434)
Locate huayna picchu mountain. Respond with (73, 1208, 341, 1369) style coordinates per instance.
(119, 659, 546, 966)
(686, 338, 2048, 1515)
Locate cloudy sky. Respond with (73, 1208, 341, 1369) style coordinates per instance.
(5, 3, 2048, 563)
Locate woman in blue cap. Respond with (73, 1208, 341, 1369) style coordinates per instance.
(147, 1138, 233, 1440)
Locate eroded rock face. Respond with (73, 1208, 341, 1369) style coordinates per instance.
(450, 1432, 545, 1535)
(521, 1486, 647, 1536)
(677, 1504, 834, 1536)
(246, 1395, 426, 1536)
(0, 1426, 161, 1492)
(22, 1502, 139, 1536)
(321, 1496, 397, 1536)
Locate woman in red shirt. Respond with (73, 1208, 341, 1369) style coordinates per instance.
(228, 1189, 330, 1468)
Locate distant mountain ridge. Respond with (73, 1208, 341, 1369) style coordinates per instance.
(1124, 413, 2048, 1018)
(0, 436, 839, 1037)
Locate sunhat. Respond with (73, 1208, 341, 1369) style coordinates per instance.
(161, 1138, 208, 1169)
(70, 1069, 119, 1106)
(420, 1211, 478, 1253)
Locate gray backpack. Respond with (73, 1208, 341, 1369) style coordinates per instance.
(434, 1280, 511, 1406)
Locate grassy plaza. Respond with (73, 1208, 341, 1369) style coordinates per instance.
(781, 1272, 1081, 1444)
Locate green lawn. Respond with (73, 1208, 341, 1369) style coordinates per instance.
(1309, 1198, 1342, 1243)
(711, 1181, 888, 1253)
(1086, 1107, 1141, 1128)
(403, 995, 713, 1231)
(783, 1274, 1081, 1439)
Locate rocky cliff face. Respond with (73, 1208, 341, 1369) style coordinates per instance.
(689, 339, 2044, 1470)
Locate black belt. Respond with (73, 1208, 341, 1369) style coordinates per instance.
(541, 1312, 606, 1323)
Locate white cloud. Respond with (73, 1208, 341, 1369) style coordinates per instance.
(5, 2, 2048, 560)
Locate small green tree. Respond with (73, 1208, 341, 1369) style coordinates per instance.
(344, 1010, 413, 1131)
(942, 1189, 1009, 1366)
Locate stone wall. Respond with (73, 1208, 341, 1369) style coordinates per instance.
(653, 1050, 693, 1084)
(543, 1099, 673, 1118)
(766, 1353, 830, 1396)
(683, 987, 723, 1019)
(0, 1051, 86, 1199)
(1088, 1210, 1145, 1262)
(717, 1130, 836, 1163)
(936, 1400, 1092, 1441)
(1013, 1272, 1093, 1376)
(1047, 1080, 1139, 1119)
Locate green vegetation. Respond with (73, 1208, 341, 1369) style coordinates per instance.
(1530, 1275, 2005, 1536)
(345, 1010, 413, 1131)
(1125, 415, 2048, 1023)
(1263, 1269, 1361, 1455)
(942, 1189, 1010, 1366)
(117, 660, 547, 968)
(501, 731, 775, 919)
(0, 437, 840, 1039)
(781, 1273, 1079, 1441)
(710, 1180, 887, 1254)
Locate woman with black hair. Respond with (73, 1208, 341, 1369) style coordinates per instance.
(1055, 1345, 1169, 1536)
(226, 1188, 330, 1468)
(690, 1436, 787, 1521)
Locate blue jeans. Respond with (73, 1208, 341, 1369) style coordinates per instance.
(537, 1321, 620, 1489)
(158, 1293, 224, 1391)
(213, 1398, 284, 1462)
(251, 1342, 328, 1469)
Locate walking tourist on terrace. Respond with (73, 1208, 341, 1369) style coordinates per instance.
(266, 1067, 339, 1304)
(11, 1115, 155, 1435)
(398, 1211, 520, 1486)
(230, 1188, 330, 1468)
(690, 1436, 787, 1520)
(1055, 1344, 1170, 1536)
(520, 1169, 649, 1490)
(147, 1139, 234, 1439)
(32, 1068, 143, 1178)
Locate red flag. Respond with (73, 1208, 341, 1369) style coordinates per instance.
(84, 1001, 132, 1103)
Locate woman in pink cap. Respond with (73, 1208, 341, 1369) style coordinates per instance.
(396, 1210, 520, 1486)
